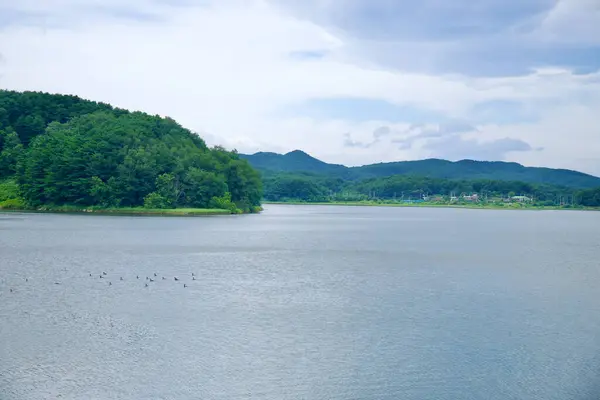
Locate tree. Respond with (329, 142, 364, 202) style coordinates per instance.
(0, 129, 24, 178)
(182, 168, 227, 208)
(17, 111, 262, 210)
(144, 192, 170, 209)
(154, 173, 183, 207)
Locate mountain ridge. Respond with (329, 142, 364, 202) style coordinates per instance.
(240, 150, 600, 189)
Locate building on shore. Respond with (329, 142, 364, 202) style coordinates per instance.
(463, 193, 479, 202)
(511, 195, 532, 203)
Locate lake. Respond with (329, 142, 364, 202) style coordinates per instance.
(1, 205, 600, 400)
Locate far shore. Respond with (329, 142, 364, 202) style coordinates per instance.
(262, 201, 597, 211)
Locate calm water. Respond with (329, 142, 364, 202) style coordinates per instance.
(1, 205, 600, 400)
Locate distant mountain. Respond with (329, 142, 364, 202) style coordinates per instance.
(240, 150, 600, 189)
(240, 150, 347, 175)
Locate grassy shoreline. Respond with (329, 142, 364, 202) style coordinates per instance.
(263, 200, 598, 211)
(0, 205, 239, 217)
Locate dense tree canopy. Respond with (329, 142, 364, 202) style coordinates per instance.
(0, 90, 118, 147)
(576, 187, 600, 207)
(16, 112, 261, 210)
(0, 90, 262, 212)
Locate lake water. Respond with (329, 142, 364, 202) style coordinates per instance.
(1, 205, 600, 400)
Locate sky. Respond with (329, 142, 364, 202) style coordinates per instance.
(0, 0, 599, 175)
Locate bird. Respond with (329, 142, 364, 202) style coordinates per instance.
(109, 282, 112, 286)
(89, 273, 92, 277)
(184, 284, 187, 288)
(120, 277, 123, 281)
(137, 275, 139, 279)
(192, 273, 195, 277)
(10, 288, 13, 293)
(54, 282, 60, 285)
(149, 278, 154, 282)
(154, 273, 157, 277)
(25, 278, 28, 282)
(100, 275, 104, 279)
(145, 283, 149, 288)
(102, 272, 107, 276)
(174, 277, 179, 281)
(192, 277, 196, 281)
(146, 277, 149, 280)
(162, 277, 166, 280)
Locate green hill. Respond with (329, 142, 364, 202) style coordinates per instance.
(241, 151, 600, 189)
(241, 150, 348, 175)
(0, 90, 262, 212)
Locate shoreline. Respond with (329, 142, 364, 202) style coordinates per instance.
(263, 201, 597, 211)
(0, 206, 238, 217)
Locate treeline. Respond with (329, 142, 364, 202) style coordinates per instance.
(0, 90, 262, 212)
(263, 172, 600, 206)
(577, 187, 600, 207)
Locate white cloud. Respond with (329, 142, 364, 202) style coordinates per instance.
(536, 0, 600, 45)
(0, 0, 599, 175)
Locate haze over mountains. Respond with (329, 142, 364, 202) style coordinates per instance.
(241, 150, 600, 189)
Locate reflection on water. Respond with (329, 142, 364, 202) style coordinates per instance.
(1, 206, 600, 399)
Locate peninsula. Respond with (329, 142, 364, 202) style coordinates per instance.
(0, 90, 262, 215)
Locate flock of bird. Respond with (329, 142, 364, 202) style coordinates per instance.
(93, 271, 198, 288)
(2, 271, 199, 294)
(90, 272, 196, 288)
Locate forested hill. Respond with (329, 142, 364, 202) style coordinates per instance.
(241, 151, 600, 189)
(241, 150, 348, 175)
(0, 90, 262, 212)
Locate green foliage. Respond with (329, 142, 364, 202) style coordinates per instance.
(0, 129, 24, 178)
(263, 175, 329, 202)
(143, 192, 170, 209)
(209, 192, 240, 213)
(224, 159, 263, 207)
(0, 89, 118, 146)
(260, 170, 589, 206)
(17, 111, 261, 208)
(182, 168, 228, 208)
(154, 173, 180, 207)
(0, 90, 262, 211)
(0, 179, 20, 201)
(0, 197, 25, 209)
(576, 187, 600, 207)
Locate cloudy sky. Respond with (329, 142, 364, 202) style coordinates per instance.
(1, 0, 599, 174)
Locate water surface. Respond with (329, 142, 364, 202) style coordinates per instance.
(1, 205, 600, 399)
